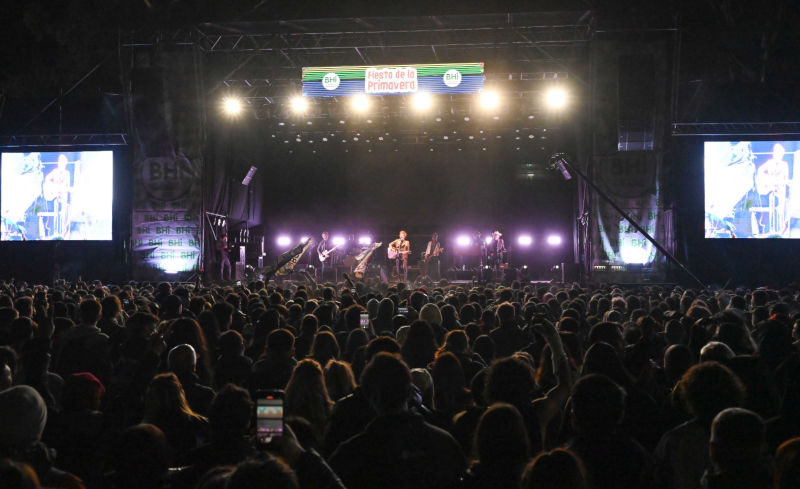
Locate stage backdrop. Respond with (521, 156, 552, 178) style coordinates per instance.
(124, 47, 204, 278)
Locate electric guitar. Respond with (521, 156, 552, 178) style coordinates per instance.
(318, 244, 341, 262)
(423, 245, 445, 263)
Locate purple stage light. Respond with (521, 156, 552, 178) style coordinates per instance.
(485, 236, 493, 245)
(456, 235, 471, 247)
(517, 235, 533, 246)
(358, 236, 372, 245)
(276, 235, 292, 247)
(332, 236, 346, 246)
(547, 235, 562, 246)
(300, 236, 309, 244)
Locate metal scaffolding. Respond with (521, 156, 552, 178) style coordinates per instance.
(121, 11, 595, 115)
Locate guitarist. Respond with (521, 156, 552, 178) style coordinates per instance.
(423, 232, 444, 280)
(317, 231, 334, 279)
(388, 230, 411, 282)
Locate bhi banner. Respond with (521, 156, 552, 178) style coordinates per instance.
(302, 63, 484, 97)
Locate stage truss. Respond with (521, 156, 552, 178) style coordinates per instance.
(121, 12, 595, 123)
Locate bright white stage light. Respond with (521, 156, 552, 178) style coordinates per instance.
(456, 236, 471, 247)
(223, 97, 242, 115)
(479, 90, 500, 110)
(290, 96, 308, 113)
(547, 235, 563, 246)
(412, 92, 433, 111)
(276, 236, 292, 247)
(544, 87, 568, 109)
(300, 236, 309, 244)
(517, 235, 533, 246)
(485, 236, 493, 245)
(351, 94, 370, 113)
(358, 236, 372, 245)
(332, 236, 346, 246)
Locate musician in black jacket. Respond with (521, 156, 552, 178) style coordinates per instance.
(317, 231, 333, 279)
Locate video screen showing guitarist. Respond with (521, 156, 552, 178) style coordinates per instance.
(422, 232, 445, 280)
(317, 231, 337, 279)
(388, 230, 411, 282)
(42, 154, 73, 239)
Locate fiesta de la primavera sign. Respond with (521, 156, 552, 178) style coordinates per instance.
(302, 62, 485, 97)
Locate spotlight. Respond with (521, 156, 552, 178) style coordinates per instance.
(412, 92, 433, 111)
(547, 235, 562, 246)
(300, 236, 309, 244)
(544, 87, 568, 109)
(223, 97, 242, 115)
(276, 235, 292, 247)
(517, 235, 533, 246)
(485, 236, 493, 245)
(456, 235, 471, 247)
(479, 90, 500, 110)
(290, 96, 308, 113)
(351, 94, 370, 113)
(358, 236, 372, 245)
(332, 236, 346, 246)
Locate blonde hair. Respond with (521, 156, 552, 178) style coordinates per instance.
(285, 359, 333, 437)
(324, 359, 357, 401)
(143, 372, 206, 425)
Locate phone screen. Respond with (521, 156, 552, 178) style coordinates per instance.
(256, 394, 284, 443)
(398, 307, 409, 315)
(360, 313, 370, 329)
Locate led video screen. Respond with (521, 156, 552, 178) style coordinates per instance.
(705, 141, 800, 238)
(1, 151, 113, 241)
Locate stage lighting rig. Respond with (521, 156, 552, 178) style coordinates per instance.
(351, 94, 370, 113)
(290, 96, 309, 113)
(412, 92, 433, 111)
(241, 166, 258, 186)
(544, 87, 568, 110)
(479, 90, 500, 110)
(223, 96, 242, 115)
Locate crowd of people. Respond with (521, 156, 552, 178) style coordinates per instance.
(1, 274, 799, 489)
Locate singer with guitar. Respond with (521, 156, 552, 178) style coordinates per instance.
(388, 230, 411, 282)
(422, 232, 445, 280)
(489, 230, 507, 273)
(317, 231, 339, 279)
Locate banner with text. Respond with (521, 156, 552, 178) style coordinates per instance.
(302, 63, 484, 97)
(126, 49, 204, 278)
(590, 153, 667, 267)
(131, 155, 202, 274)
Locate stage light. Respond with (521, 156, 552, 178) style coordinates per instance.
(544, 87, 568, 109)
(358, 236, 372, 245)
(485, 236, 493, 245)
(412, 92, 433, 111)
(300, 236, 309, 244)
(276, 236, 292, 247)
(547, 235, 563, 246)
(351, 94, 370, 113)
(223, 97, 242, 115)
(620, 244, 653, 264)
(290, 96, 308, 113)
(479, 90, 500, 110)
(332, 236, 346, 246)
(456, 236, 471, 247)
(517, 235, 533, 246)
